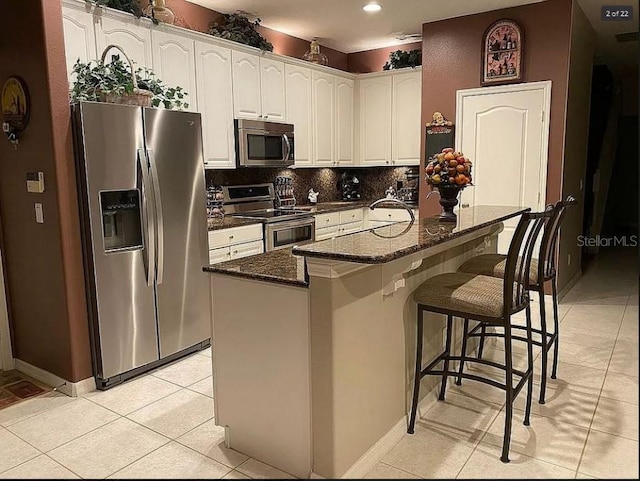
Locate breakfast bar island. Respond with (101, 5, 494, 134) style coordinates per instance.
(203, 206, 528, 479)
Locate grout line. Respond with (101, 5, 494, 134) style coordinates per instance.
(378, 461, 423, 478)
(573, 294, 633, 475)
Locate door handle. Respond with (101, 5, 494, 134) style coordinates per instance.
(138, 149, 155, 287)
(147, 149, 164, 285)
(461, 203, 470, 208)
(282, 133, 291, 161)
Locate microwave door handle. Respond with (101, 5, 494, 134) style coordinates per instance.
(138, 149, 155, 287)
(282, 133, 291, 161)
(147, 149, 164, 285)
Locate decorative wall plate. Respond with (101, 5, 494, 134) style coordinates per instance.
(2, 76, 30, 144)
(481, 19, 524, 86)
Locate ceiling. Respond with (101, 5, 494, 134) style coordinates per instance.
(187, 0, 638, 75)
(576, 0, 639, 76)
(186, 0, 545, 53)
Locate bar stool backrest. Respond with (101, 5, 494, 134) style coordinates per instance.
(503, 207, 554, 316)
(538, 195, 578, 282)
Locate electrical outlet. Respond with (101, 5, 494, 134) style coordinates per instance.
(568, 253, 571, 266)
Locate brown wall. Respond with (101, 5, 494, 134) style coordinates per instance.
(0, 0, 91, 381)
(165, 0, 349, 71)
(418, 0, 573, 224)
(558, 3, 596, 288)
(347, 42, 422, 73)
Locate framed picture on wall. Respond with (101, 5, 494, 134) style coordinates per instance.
(481, 19, 523, 86)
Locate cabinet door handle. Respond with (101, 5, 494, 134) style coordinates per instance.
(229, 235, 234, 239)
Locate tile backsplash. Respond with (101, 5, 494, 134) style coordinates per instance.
(206, 166, 415, 205)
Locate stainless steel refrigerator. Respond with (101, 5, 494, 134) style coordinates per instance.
(73, 102, 211, 389)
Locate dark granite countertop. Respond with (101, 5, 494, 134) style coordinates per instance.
(203, 248, 308, 288)
(207, 216, 263, 231)
(292, 206, 529, 264)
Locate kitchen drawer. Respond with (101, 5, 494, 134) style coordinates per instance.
(209, 246, 231, 264)
(368, 208, 415, 223)
(315, 225, 340, 241)
(315, 211, 341, 229)
(339, 220, 364, 235)
(339, 208, 364, 225)
(208, 223, 263, 250)
(230, 240, 264, 260)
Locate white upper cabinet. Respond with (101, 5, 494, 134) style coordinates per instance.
(285, 65, 313, 167)
(359, 76, 392, 166)
(231, 51, 262, 120)
(62, 5, 97, 87)
(335, 77, 354, 166)
(95, 14, 153, 70)
(260, 58, 286, 121)
(392, 70, 421, 165)
(195, 41, 236, 169)
(151, 29, 197, 111)
(312, 71, 335, 166)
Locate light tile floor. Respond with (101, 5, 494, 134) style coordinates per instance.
(0, 248, 636, 479)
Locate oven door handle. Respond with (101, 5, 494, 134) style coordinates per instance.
(269, 217, 315, 231)
(282, 134, 291, 161)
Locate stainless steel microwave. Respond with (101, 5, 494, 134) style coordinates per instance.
(234, 119, 294, 167)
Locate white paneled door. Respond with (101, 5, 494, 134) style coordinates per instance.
(312, 71, 335, 166)
(195, 41, 235, 169)
(260, 58, 286, 121)
(335, 77, 354, 166)
(286, 65, 313, 167)
(61, 5, 97, 86)
(232, 51, 261, 119)
(151, 29, 198, 111)
(456, 81, 551, 254)
(95, 15, 153, 69)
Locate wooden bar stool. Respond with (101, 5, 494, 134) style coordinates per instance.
(457, 196, 576, 403)
(407, 209, 553, 463)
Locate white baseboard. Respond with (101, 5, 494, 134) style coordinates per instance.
(14, 359, 96, 397)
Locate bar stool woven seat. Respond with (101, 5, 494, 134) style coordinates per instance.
(413, 273, 517, 319)
(459, 255, 540, 286)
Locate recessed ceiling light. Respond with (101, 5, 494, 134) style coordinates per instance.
(363, 3, 382, 13)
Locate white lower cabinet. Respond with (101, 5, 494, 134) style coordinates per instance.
(230, 240, 264, 259)
(367, 208, 417, 227)
(208, 224, 264, 264)
(314, 208, 366, 240)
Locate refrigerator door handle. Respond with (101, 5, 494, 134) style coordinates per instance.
(138, 149, 155, 287)
(147, 149, 165, 285)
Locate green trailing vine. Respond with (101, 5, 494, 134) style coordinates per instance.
(209, 13, 274, 51)
(70, 56, 189, 110)
(84, 0, 159, 24)
(383, 49, 422, 70)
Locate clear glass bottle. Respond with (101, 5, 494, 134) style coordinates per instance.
(303, 38, 329, 66)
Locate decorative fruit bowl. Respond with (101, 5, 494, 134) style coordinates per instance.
(425, 148, 473, 222)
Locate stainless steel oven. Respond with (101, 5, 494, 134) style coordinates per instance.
(265, 217, 315, 251)
(235, 119, 294, 167)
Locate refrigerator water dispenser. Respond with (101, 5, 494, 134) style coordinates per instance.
(100, 190, 143, 252)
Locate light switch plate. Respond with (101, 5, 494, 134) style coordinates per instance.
(35, 203, 44, 223)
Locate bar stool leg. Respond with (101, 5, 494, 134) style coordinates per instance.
(408, 306, 424, 434)
(551, 277, 560, 379)
(438, 315, 454, 401)
(501, 321, 514, 463)
(477, 325, 487, 359)
(538, 287, 548, 404)
(456, 318, 470, 386)
(524, 304, 534, 426)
